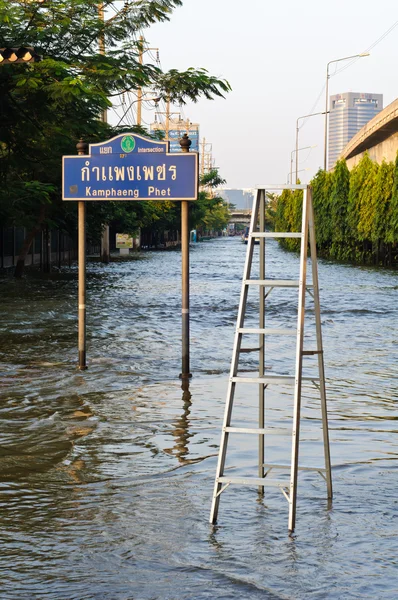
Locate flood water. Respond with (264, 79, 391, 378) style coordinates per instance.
(0, 237, 398, 599)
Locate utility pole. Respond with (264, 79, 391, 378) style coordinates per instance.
(154, 102, 180, 144)
(165, 96, 170, 141)
(77, 139, 88, 369)
(200, 137, 206, 176)
(136, 36, 143, 126)
(200, 139, 212, 177)
(135, 38, 159, 127)
(98, 2, 110, 263)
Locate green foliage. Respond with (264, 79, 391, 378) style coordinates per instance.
(386, 153, 398, 244)
(265, 192, 278, 230)
(274, 187, 302, 252)
(357, 158, 379, 242)
(312, 168, 334, 248)
(157, 68, 231, 105)
(274, 152, 398, 266)
(373, 160, 394, 243)
(191, 169, 230, 233)
(330, 160, 349, 256)
(0, 0, 231, 257)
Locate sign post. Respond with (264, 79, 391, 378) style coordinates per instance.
(179, 134, 192, 379)
(76, 139, 88, 370)
(63, 133, 198, 372)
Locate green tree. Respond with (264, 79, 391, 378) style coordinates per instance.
(372, 160, 394, 244)
(311, 168, 334, 250)
(329, 159, 350, 258)
(265, 192, 278, 230)
(346, 153, 372, 246)
(357, 158, 379, 244)
(191, 169, 230, 235)
(0, 0, 230, 275)
(386, 152, 398, 245)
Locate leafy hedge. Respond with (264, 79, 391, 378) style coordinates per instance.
(275, 152, 398, 266)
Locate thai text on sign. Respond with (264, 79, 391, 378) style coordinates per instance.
(62, 133, 198, 201)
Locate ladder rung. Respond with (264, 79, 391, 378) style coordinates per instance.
(218, 476, 289, 488)
(263, 463, 326, 472)
(301, 350, 323, 356)
(238, 328, 296, 335)
(231, 376, 319, 385)
(239, 347, 261, 353)
(251, 232, 303, 238)
(224, 427, 288, 435)
(245, 279, 313, 287)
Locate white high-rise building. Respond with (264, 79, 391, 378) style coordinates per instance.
(328, 92, 383, 169)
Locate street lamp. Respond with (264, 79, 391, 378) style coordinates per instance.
(296, 112, 326, 183)
(287, 168, 309, 185)
(290, 145, 316, 187)
(324, 52, 370, 170)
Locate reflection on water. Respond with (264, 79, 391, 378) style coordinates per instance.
(165, 379, 193, 463)
(0, 238, 398, 599)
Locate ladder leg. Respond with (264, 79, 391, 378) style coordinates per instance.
(210, 191, 261, 524)
(210, 380, 237, 523)
(258, 189, 265, 493)
(308, 190, 333, 500)
(288, 188, 309, 533)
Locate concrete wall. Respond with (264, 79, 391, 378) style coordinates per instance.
(340, 98, 398, 170)
(346, 131, 398, 170)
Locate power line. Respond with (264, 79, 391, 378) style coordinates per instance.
(303, 18, 398, 121)
(335, 19, 398, 75)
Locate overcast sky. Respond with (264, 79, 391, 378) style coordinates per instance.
(139, 0, 397, 188)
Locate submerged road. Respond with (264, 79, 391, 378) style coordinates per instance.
(0, 237, 398, 599)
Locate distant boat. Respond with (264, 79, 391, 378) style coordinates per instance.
(241, 226, 249, 244)
(241, 226, 259, 244)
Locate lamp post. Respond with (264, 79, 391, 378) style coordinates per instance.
(287, 169, 309, 185)
(290, 145, 316, 186)
(296, 112, 326, 183)
(324, 52, 370, 170)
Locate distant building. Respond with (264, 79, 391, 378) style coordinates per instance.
(218, 189, 255, 210)
(328, 92, 383, 170)
(150, 119, 199, 153)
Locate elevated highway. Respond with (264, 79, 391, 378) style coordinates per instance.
(339, 98, 398, 169)
(228, 209, 252, 225)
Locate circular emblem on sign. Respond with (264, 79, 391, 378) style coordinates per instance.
(121, 135, 135, 153)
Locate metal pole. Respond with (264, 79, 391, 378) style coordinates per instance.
(323, 53, 369, 171)
(290, 150, 294, 186)
(288, 187, 309, 533)
(295, 119, 299, 184)
(0, 227, 3, 269)
(258, 189, 265, 493)
(201, 137, 206, 176)
(308, 189, 333, 499)
(165, 96, 170, 142)
(98, 2, 110, 263)
(137, 36, 143, 126)
(77, 139, 88, 370)
(181, 200, 190, 377)
(295, 112, 326, 183)
(324, 65, 329, 171)
(179, 133, 192, 378)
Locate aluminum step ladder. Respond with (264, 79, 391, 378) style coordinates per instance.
(210, 184, 332, 533)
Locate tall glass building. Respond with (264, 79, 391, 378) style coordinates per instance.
(328, 92, 383, 169)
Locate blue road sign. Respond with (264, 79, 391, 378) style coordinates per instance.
(62, 133, 198, 201)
